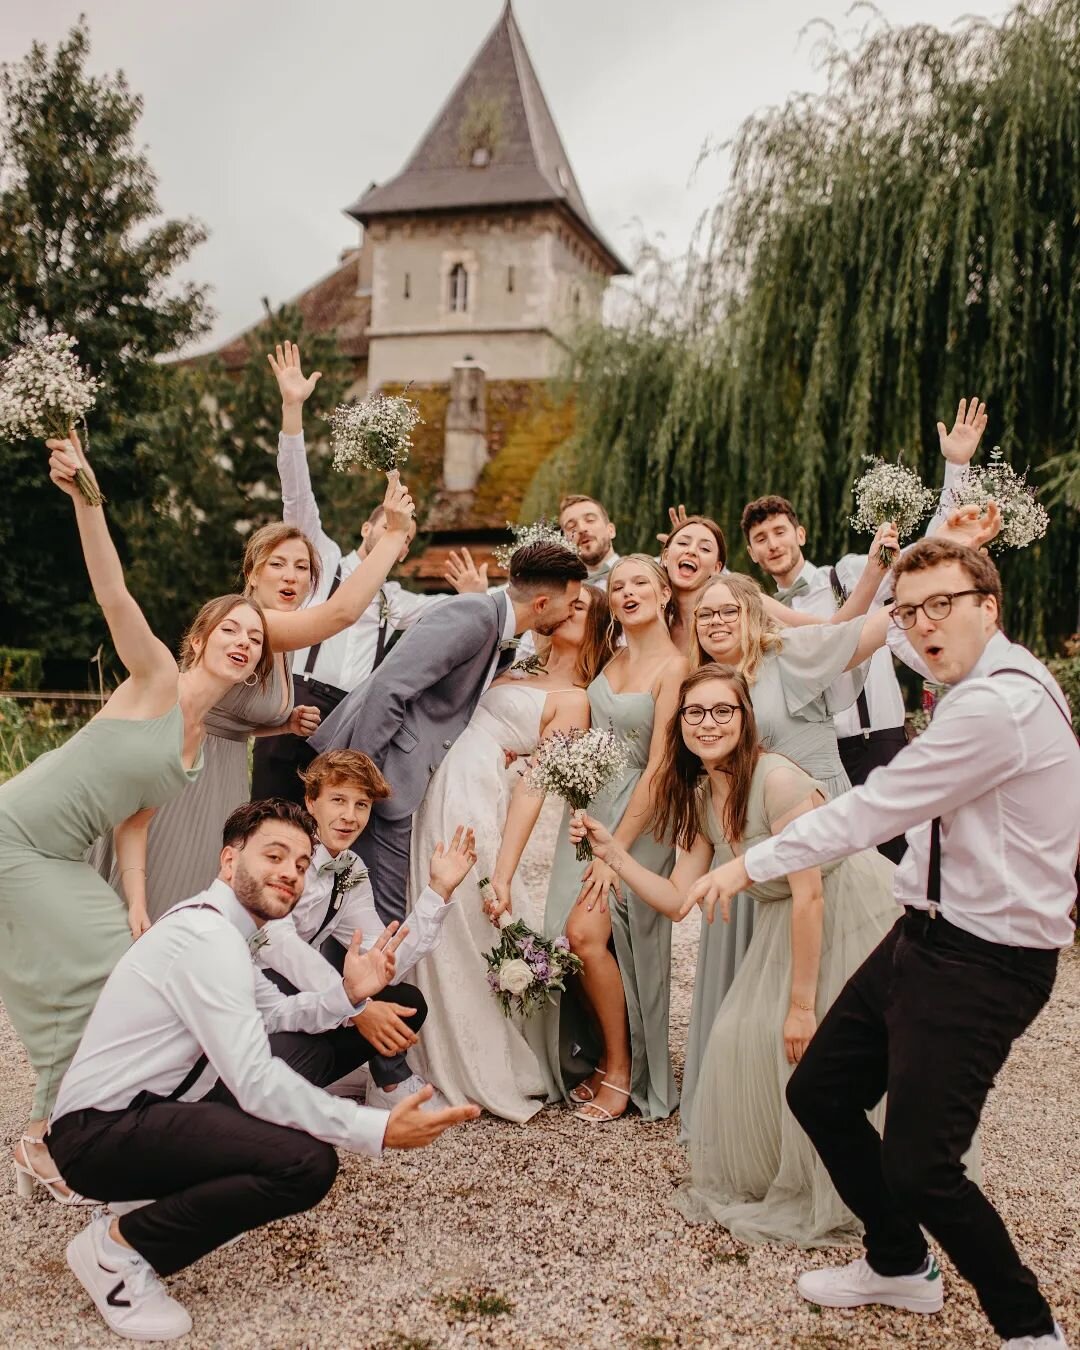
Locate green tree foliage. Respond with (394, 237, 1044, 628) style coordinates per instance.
(0, 21, 211, 661)
(544, 0, 1080, 648)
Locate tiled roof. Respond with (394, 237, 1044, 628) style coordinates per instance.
(346, 3, 628, 275)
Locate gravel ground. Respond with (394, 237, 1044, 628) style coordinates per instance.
(2, 803, 1077, 1348)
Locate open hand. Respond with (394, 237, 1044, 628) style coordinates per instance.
(576, 855, 622, 913)
(428, 825, 478, 900)
(657, 503, 690, 547)
(444, 547, 489, 593)
(46, 428, 98, 499)
(937, 396, 988, 466)
(382, 470, 415, 533)
(353, 999, 419, 1055)
(783, 1005, 817, 1066)
(933, 501, 1002, 552)
(383, 1085, 481, 1149)
(342, 922, 410, 1004)
(267, 341, 322, 407)
(287, 704, 321, 737)
(680, 855, 750, 923)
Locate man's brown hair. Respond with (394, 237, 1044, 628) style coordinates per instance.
(508, 541, 588, 595)
(301, 749, 392, 803)
(222, 798, 318, 849)
(558, 493, 610, 524)
(740, 495, 801, 539)
(891, 538, 1003, 614)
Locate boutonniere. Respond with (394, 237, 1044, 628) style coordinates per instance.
(377, 590, 392, 626)
(339, 863, 368, 894)
(248, 930, 271, 958)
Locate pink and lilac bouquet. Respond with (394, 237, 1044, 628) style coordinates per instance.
(479, 880, 582, 1019)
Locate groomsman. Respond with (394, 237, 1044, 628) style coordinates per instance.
(686, 538, 1078, 1350)
(253, 342, 443, 802)
(47, 798, 478, 1342)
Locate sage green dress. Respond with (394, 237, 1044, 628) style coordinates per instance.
(543, 672, 678, 1121)
(682, 618, 868, 1131)
(91, 658, 292, 921)
(0, 703, 201, 1116)
(673, 754, 898, 1246)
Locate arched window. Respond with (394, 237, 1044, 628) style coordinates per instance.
(449, 262, 469, 313)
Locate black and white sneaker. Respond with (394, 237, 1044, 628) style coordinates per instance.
(66, 1209, 192, 1341)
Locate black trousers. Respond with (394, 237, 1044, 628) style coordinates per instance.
(251, 675, 347, 805)
(48, 1035, 342, 1277)
(263, 964, 427, 1089)
(836, 728, 908, 864)
(786, 909, 1058, 1340)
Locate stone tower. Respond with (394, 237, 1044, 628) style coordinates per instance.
(348, 1, 628, 390)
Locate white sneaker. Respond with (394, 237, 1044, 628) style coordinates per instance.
(66, 1209, 192, 1341)
(1003, 1324, 1068, 1349)
(326, 1064, 372, 1100)
(797, 1253, 944, 1314)
(365, 1072, 448, 1112)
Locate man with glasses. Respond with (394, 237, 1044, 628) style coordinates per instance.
(685, 538, 1078, 1350)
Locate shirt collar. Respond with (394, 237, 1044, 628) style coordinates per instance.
(588, 549, 620, 579)
(204, 878, 257, 941)
(965, 630, 1011, 683)
(314, 841, 357, 876)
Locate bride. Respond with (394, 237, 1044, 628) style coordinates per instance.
(407, 583, 612, 1120)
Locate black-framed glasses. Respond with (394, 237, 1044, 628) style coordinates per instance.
(890, 589, 987, 630)
(695, 604, 741, 624)
(679, 702, 741, 726)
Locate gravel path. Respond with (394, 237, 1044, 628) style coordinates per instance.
(2, 806, 1077, 1348)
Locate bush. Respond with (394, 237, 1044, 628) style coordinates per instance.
(1047, 634, 1080, 735)
(0, 696, 82, 782)
(0, 648, 43, 691)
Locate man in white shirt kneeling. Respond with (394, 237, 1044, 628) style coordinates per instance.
(46, 799, 480, 1343)
(687, 539, 1078, 1350)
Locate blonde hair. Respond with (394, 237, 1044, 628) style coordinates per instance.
(179, 594, 274, 686)
(242, 523, 322, 597)
(607, 554, 675, 646)
(691, 573, 782, 683)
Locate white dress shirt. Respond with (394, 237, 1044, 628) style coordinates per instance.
(277, 432, 442, 690)
(52, 880, 389, 1155)
(744, 632, 1079, 949)
(480, 595, 520, 696)
(259, 843, 454, 991)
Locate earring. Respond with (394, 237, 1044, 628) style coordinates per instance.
(244, 672, 258, 687)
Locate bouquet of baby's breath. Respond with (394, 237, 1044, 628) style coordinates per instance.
(850, 455, 936, 565)
(328, 390, 422, 475)
(524, 728, 630, 861)
(0, 332, 102, 504)
(944, 448, 1049, 552)
(493, 517, 577, 569)
(478, 880, 583, 1018)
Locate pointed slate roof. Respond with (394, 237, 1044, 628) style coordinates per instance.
(346, 2, 628, 274)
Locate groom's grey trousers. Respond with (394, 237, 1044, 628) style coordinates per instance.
(361, 809, 412, 926)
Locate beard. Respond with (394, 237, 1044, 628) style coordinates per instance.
(533, 615, 567, 637)
(575, 536, 609, 566)
(232, 856, 299, 922)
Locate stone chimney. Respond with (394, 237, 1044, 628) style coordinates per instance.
(443, 361, 488, 490)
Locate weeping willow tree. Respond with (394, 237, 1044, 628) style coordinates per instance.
(540, 0, 1080, 648)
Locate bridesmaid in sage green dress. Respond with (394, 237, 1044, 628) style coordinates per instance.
(543, 554, 687, 1123)
(3, 432, 272, 1202)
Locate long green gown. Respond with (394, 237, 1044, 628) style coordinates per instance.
(0, 702, 201, 1116)
(542, 672, 678, 1121)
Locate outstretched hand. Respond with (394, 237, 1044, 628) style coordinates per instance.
(342, 921, 410, 1004)
(937, 396, 988, 466)
(383, 1085, 481, 1149)
(267, 341, 322, 407)
(428, 825, 478, 900)
(569, 811, 618, 866)
(680, 855, 751, 924)
(933, 501, 1002, 552)
(444, 548, 489, 593)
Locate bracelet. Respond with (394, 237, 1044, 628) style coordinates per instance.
(120, 867, 147, 877)
(790, 997, 814, 1012)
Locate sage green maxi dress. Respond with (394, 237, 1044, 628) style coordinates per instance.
(0, 703, 202, 1117)
(543, 672, 679, 1121)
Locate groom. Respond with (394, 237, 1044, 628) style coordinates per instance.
(310, 541, 587, 924)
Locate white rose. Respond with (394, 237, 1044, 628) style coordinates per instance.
(497, 959, 534, 995)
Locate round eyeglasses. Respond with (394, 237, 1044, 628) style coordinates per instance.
(679, 702, 741, 726)
(890, 590, 987, 630)
(695, 605, 741, 625)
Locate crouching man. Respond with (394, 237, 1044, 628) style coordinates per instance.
(46, 798, 479, 1343)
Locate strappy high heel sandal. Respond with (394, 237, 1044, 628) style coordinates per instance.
(573, 1081, 630, 1124)
(569, 1065, 606, 1104)
(13, 1135, 92, 1206)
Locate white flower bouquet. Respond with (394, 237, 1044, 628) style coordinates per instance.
(328, 390, 422, 475)
(524, 728, 631, 861)
(479, 880, 583, 1019)
(0, 332, 102, 504)
(493, 517, 577, 569)
(850, 455, 936, 564)
(944, 448, 1049, 552)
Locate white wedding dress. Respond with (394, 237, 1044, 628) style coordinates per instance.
(407, 679, 557, 1122)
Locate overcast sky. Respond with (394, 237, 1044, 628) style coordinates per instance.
(3, 0, 1000, 350)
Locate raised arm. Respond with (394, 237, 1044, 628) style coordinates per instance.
(570, 810, 715, 919)
(47, 434, 175, 687)
(764, 521, 898, 629)
(269, 341, 341, 561)
(263, 472, 415, 653)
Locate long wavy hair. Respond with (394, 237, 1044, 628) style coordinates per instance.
(532, 582, 614, 685)
(606, 554, 676, 647)
(649, 663, 762, 850)
(690, 573, 782, 683)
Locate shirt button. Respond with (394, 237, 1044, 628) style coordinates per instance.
(442, 739, 452, 749)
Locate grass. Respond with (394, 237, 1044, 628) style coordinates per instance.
(435, 1288, 515, 1319)
(0, 697, 84, 784)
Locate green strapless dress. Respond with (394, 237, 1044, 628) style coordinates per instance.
(0, 703, 201, 1116)
(542, 672, 678, 1121)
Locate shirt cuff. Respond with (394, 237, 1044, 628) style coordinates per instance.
(414, 884, 455, 917)
(324, 978, 366, 1021)
(352, 1106, 390, 1157)
(279, 431, 306, 454)
(743, 838, 783, 884)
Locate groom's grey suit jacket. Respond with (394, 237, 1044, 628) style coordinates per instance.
(309, 590, 509, 820)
